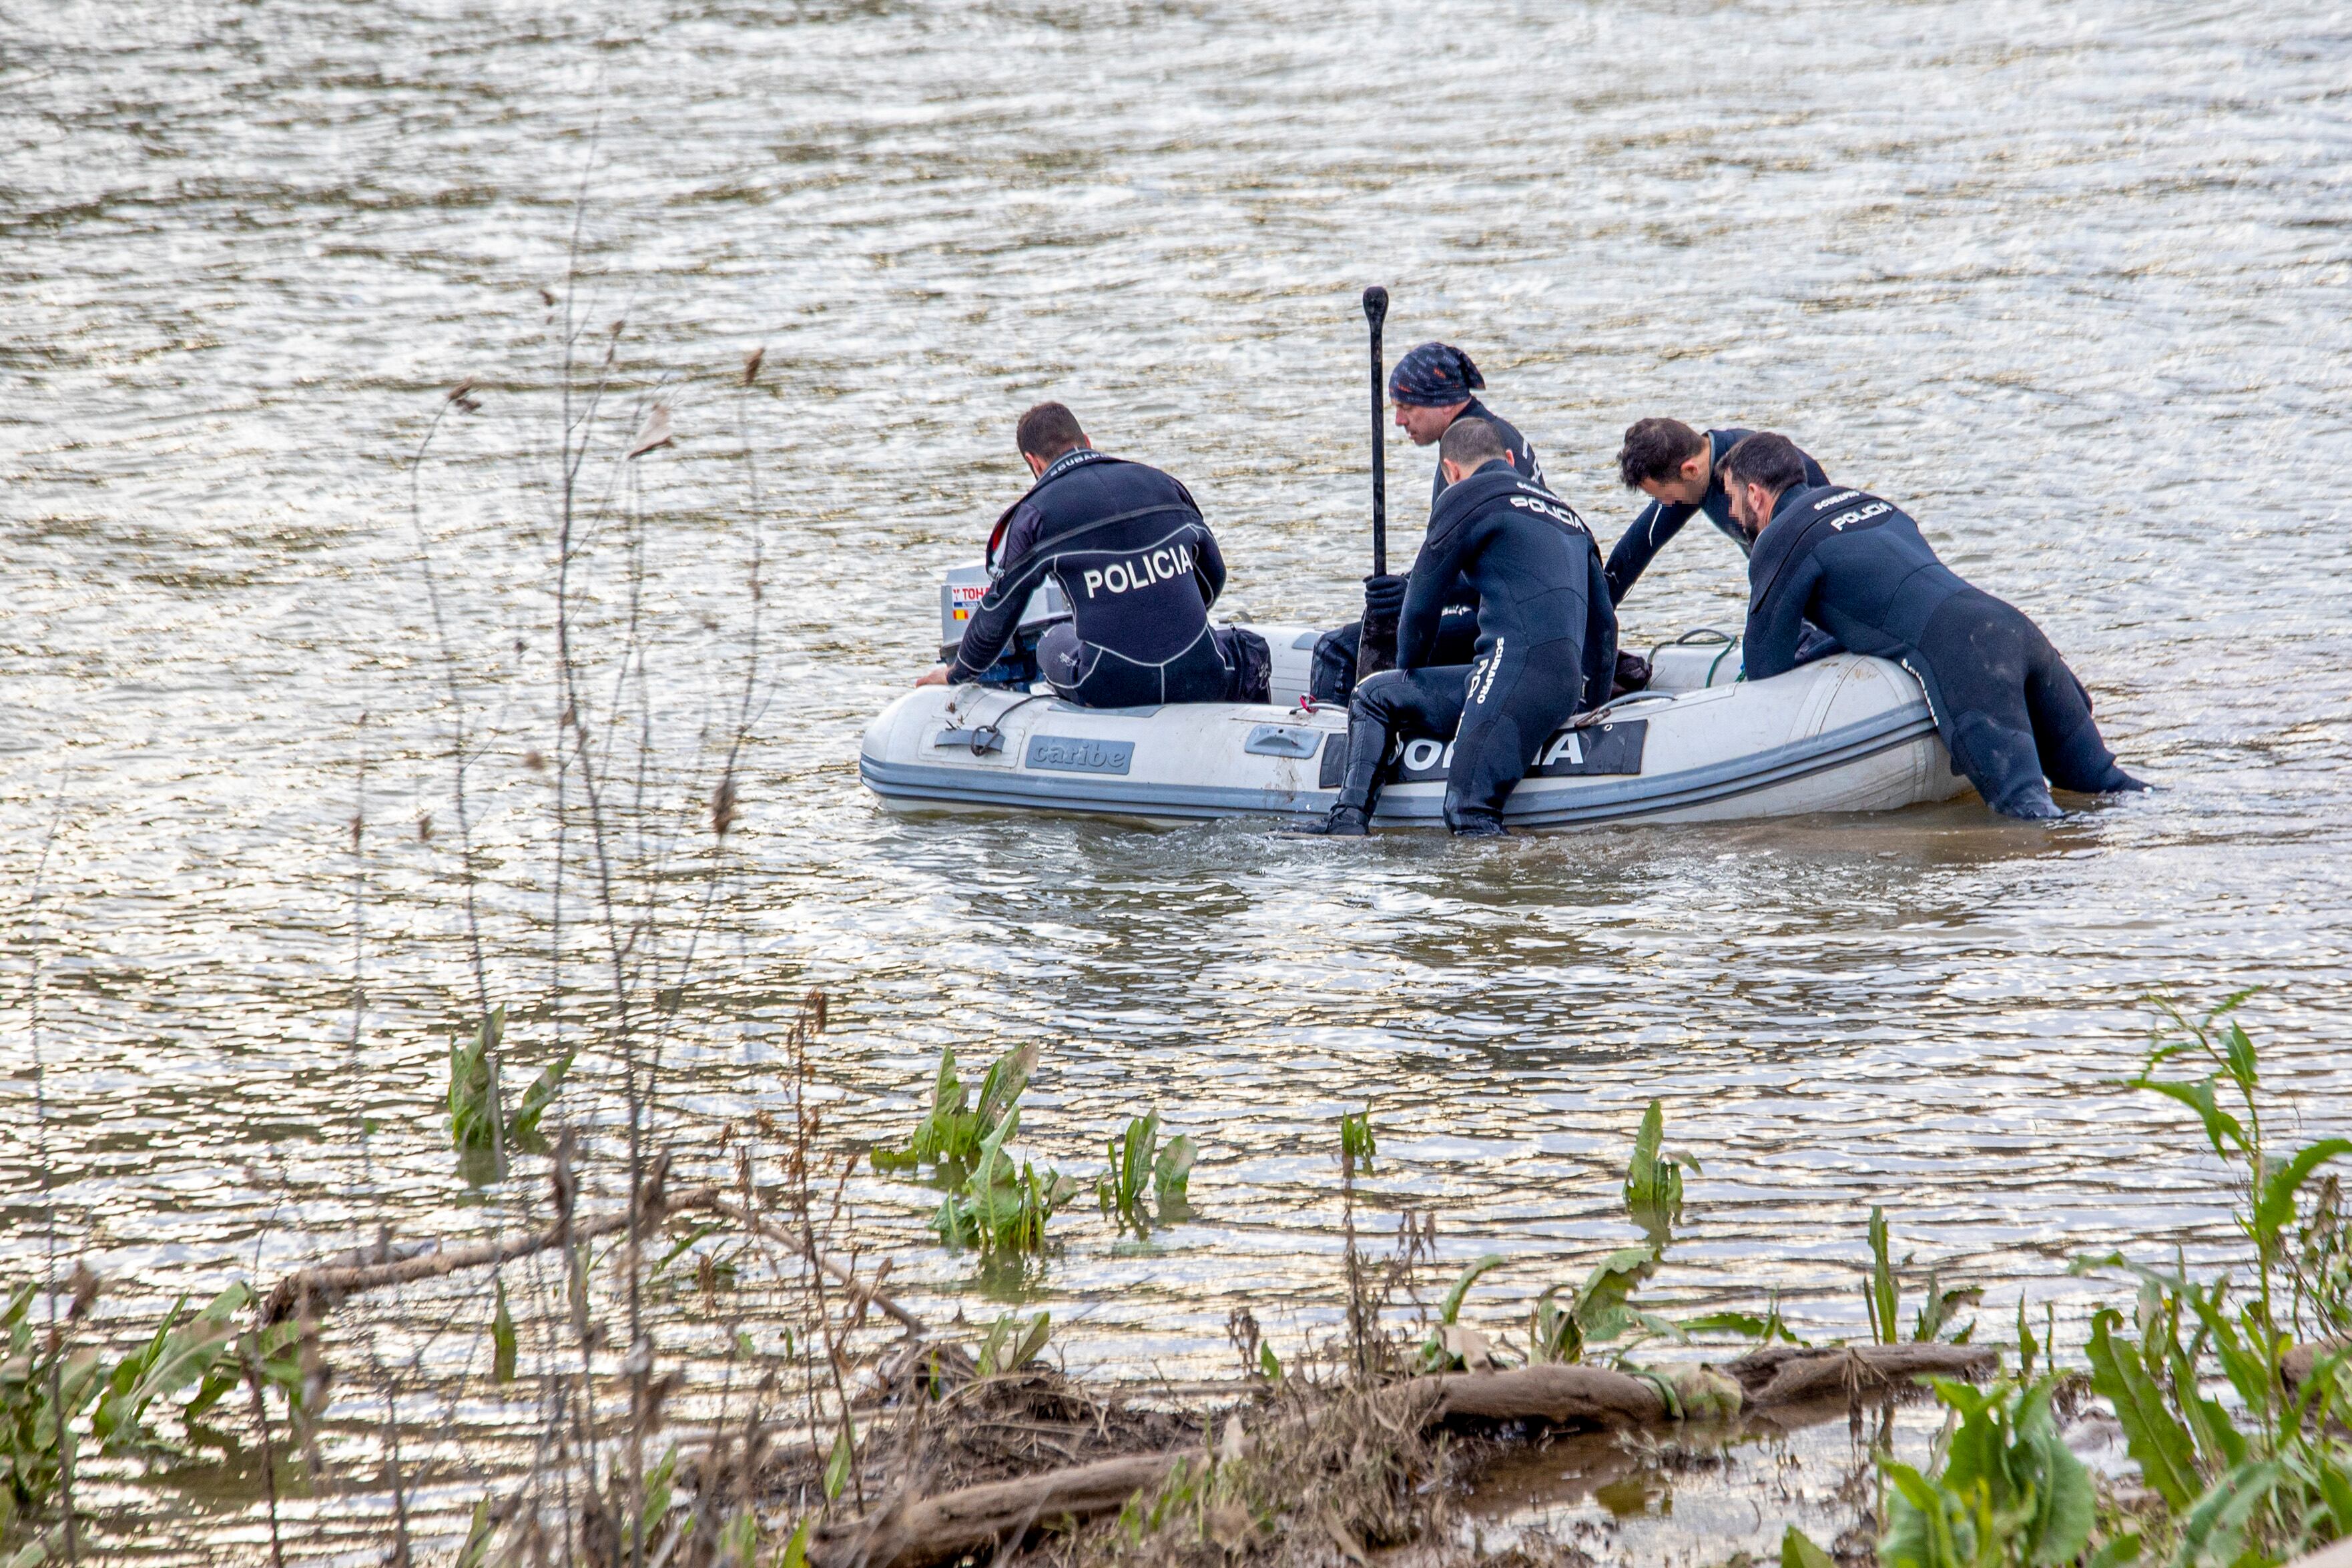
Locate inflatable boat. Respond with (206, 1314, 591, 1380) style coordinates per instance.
(859, 588, 1973, 829)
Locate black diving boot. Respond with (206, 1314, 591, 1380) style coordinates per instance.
(1284, 713, 1389, 837)
(1450, 818, 1508, 839)
(1286, 803, 1371, 837)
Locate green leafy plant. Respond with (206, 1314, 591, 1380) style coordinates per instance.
(971, 1311, 1052, 1379)
(932, 1106, 1078, 1256)
(1417, 1254, 1508, 1371)
(1338, 1106, 1376, 1176)
(2, 1277, 308, 1541)
(1684, 1294, 1809, 1346)
(872, 1044, 1037, 1175)
(1624, 1098, 1697, 1233)
(1530, 1246, 1669, 1365)
(1095, 1111, 1198, 1234)
(2067, 995, 2352, 1566)
(1876, 1377, 2112, 1568)
(447, 1005, 571, 1160)
(1864, 1206, 1980, 1346)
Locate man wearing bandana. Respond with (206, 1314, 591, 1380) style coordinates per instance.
(1309, 342, 1542, 701)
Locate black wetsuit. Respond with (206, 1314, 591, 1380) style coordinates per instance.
(1744, 483, 2140, 819)
(1604, 428, 1826, 605)
(1428, 398, 1543, 508)
(1332, 461, 1618, 832)
(1307, 401, 1540, 701)
(952, 448, 1244, 708)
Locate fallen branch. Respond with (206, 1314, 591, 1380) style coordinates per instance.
(816, 1452, 1182, 1568)
(1720, 1342, 1997, 1407)
(262, 1187, 923, 1333)
(808, 1342, 1998, 1568)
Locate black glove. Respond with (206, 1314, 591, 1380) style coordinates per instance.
(1356, 574, 1406, 683)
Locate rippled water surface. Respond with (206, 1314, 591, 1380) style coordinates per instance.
(5, 0, 2351, 1557)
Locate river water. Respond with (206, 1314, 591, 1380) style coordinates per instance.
(5, 0, 2351, 1559)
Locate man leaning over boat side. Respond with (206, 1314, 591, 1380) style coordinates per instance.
(1722, 432, 2145, 821)
(1291, 418, 1618, 838)
(1309, 342, 1542, 702)
(918, 402, 1269, 709)
(1606, 418, 1827, 605)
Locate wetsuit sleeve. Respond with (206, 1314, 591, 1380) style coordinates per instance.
(1604, 500, 1697, 605)
(949, 536, 1057, 681)
(1742, 543, 1820, 683)
(1189, 522, 1227, 609)
(1397, 514, 1477, 671)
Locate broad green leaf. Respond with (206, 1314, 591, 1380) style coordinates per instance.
(2086, 1309, 2202, 1512)
(511, 1050, 573, 1142)
(2172, 1459, 2281, 1568)
(640, 1444, 679, 1541)
(1257, 1342, 1281, 1382)
(2084, 1534, 2141, 1568)
(1153, 1134, 1197, 1202)
(1437, 1255, 1509, 1327)
(2130, 1078, 2246, 1161)
(824, 1423, 854, 1501)
(1867, 1207, 1900, 1346)
(1780, 1526, 1835, 1568)
(456, 1495, 497, 1568)
(2254, 1138, 2352, 1238)
(492, 1278, 517, 1383)
(775, 1518, 810, 1568)
(1010, 1312, 1052, 1370)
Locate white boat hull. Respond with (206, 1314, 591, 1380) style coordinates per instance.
(859, 625, 1973, 829)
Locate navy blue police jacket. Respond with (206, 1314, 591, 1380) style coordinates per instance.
(1398, 460, 1619, 714)
(951, 448, 1225, 682)
(1604, 428, 1827, 604)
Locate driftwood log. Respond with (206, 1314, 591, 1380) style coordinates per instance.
(808, 1342, 1998, 1568)
(262, 1186, 923, 1332)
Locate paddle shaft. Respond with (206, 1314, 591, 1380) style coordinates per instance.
(1362, 286, 1388, 575)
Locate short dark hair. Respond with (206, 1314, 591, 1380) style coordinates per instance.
(1616, 418, 1708, 488)
(1016, 402, 1085, 462)
(1438, 416, 1510, 470)
(1718, 432, 1810, 496)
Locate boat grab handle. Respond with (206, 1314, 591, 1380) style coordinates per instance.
(1571, 689, 1679, 727)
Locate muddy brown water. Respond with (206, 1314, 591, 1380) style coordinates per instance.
(5, 1, 2351, 1560)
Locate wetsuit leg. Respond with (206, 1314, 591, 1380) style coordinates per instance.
(1037, 622, 1091, 699)
(1442, 637, 1582, 833)
(1333, 666, 1474, 818)
(2020, 638, 2144, 794)
(1917, 594, 2060, 821)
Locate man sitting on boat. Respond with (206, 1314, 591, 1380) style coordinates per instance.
(1294, 418, 1618, 838)
(918, 402, 1268, 709)
(1309, 342, 1542, 702)
(1722, 432, 2145, 821)
(1607, 417, 1827, 606)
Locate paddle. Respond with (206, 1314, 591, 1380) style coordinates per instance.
(1362, 285, 1388, 574)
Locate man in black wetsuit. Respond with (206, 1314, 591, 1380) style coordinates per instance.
(1309, 343, 1542, 701)
(920, 402, 1267, 707)
(1721, 432, 2144, 821)
(1606, 418, 1827, 606)
(1294, 418, 1617, 837)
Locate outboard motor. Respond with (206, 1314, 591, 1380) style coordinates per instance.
(939, 566, 1071, 689)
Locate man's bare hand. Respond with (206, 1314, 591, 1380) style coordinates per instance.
(915, 665, 950, 688)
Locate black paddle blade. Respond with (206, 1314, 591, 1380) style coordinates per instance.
(1362, 285, 1388, 329)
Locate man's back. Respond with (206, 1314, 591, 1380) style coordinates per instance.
(1745, 484, 1970, 678)
(1402, 462, 1618, 715)
(953, 446, 1231, 706)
